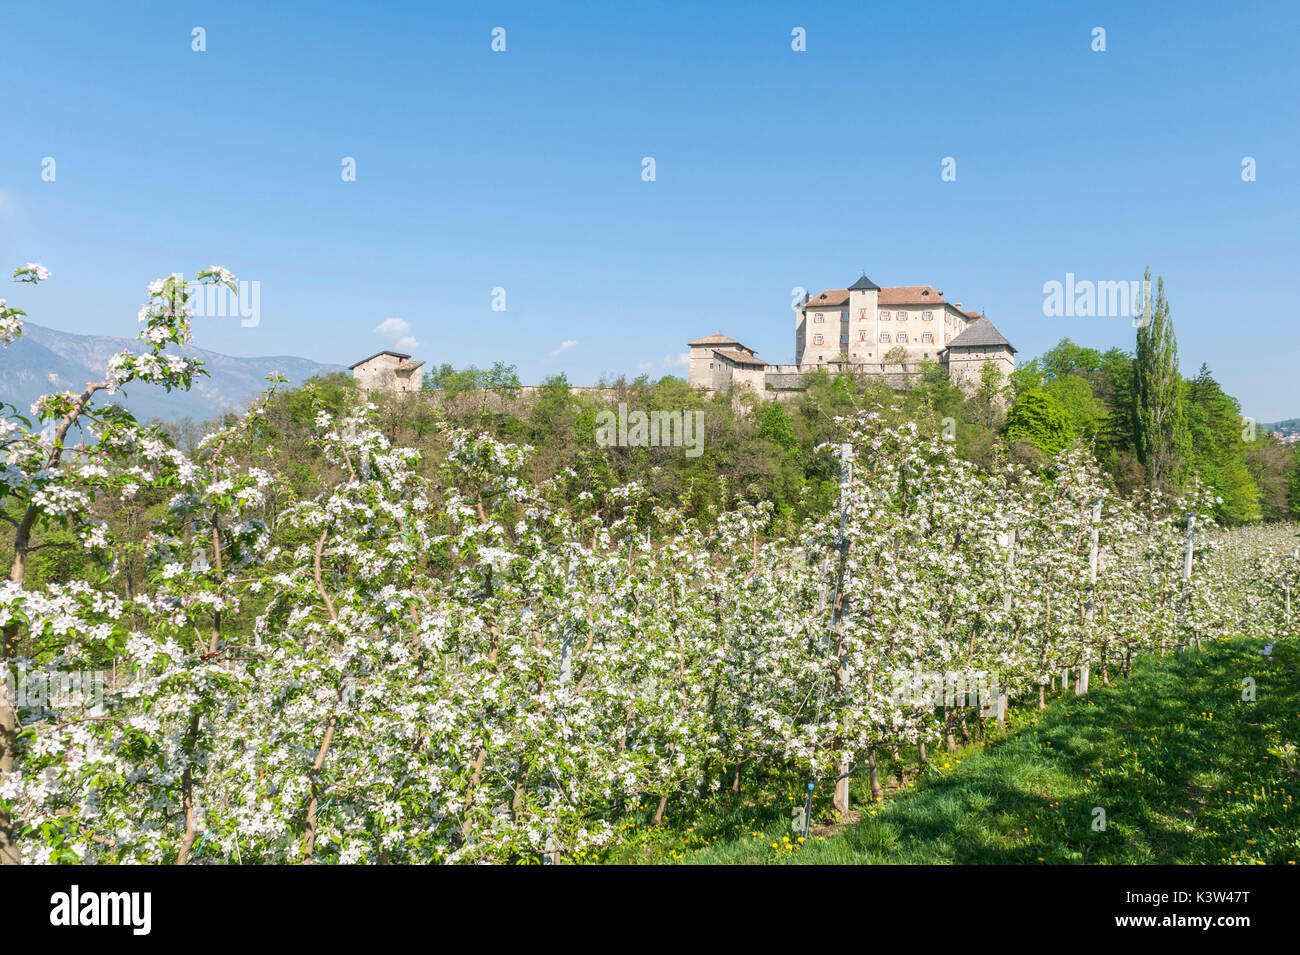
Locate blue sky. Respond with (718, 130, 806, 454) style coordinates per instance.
(3, 0, 1298, 419)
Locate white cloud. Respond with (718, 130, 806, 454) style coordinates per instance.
(394, 335, 419, 350)
(550, 339, 578, 356)
(374, 317, 411, 338)
(638, 353, 691, 374)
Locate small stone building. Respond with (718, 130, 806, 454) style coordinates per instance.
(349, 350, 426, 394)
(944, 317, 1016, 391)
(687, 334, 767, 393)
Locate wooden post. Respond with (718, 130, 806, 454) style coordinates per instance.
(544, 562, 580, 865)
(558, 564, 577, 708)
(832, 443, 853, 819)
(1180, 513, 1199, 650)
(996, 527, 1016, 721)
(1077, 501, 1100, 696)
(803, 443, 853, 838)
(1286, 569, 1292, 630)
(999, 527, 1016, 614)
(1287, 547, 1297, 633)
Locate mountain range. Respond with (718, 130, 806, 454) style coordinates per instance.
(0, 322, 346, 424)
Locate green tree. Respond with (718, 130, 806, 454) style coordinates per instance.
(483, 361, 521, 392)
(1244, 437, 1294, 522)
(1290, 446, 1300, 520)
(1009, 359, 1044, 398)
(1094, 347, 1136, 466)
(757, 400, 798, 456)
(425, 362, 482, 392)
(1043, 375, 1107, 445)
(1184, 365, 1260, 523)
(1038, 338, 1103, 384)
(1131, 269, 1188, 492)
(1005, 390, 1071, 456)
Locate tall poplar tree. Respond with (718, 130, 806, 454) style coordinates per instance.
(1290, 445, 1300, 520)
(1131, 268, 1188, 492)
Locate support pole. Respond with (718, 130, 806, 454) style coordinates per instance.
(1077, 501, 1100, 696)
(802, 443, 853, 839)
(1180, 513, 1199, 651)
(1286, 547, 1297, 633)
(832, 444, 853, 819)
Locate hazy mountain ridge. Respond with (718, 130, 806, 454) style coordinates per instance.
(0, 322, 346, 424)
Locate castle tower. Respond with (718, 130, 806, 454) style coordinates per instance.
(846, 274, 881, 363)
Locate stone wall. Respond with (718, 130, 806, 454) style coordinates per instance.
(764, 361, 927, 392)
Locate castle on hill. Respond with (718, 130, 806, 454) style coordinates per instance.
(688, 273, 1015, 395)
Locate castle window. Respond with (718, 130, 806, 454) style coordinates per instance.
(880, 332, 891, 343)
(814, 313, 824, 323)
(897, 311, 906, 321)
(924, 311, 933, 321)
(840, 334, 849, 345)
(858, 330, 867, 341)
(897, 332, 908, 343)
(879, 311, 890, 321)
(813, 334, 824, 345)
(841, 311, 848, 321)
(922, 332, 934, 343)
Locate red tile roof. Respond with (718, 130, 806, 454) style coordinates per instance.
(878, 286, 946, 305)
(803, 289, 850, 308)
(802, 285, 955, 308)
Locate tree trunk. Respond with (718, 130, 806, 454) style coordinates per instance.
(175, 714, 202, 864)
(1, 380, 109, 865)
(651, 794, 669, 827)
(461, 625, 500, 841)
(867, 748, 884, 803)
(833, 768, 851, 820)
(0, 670, 17, 865)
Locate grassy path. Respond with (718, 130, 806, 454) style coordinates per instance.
(594, 636, 1300, 864)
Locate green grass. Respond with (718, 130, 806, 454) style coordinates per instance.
(587, 637, 1300, 865)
